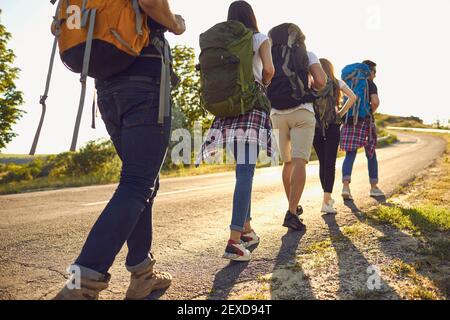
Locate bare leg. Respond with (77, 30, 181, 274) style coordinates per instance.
(243, 220, 252, 234)
(288, 158, 307, 214)
(324, 192, 332, 204)
(282, 162, 293, 201)
(230, 230, 241, 243)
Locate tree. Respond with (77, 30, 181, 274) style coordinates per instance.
(171, 45, 212, 131)
(0, 9, 24, 151)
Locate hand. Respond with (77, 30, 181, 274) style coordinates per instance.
(170, 14, 186, 35)
(51, 21, 57, 35)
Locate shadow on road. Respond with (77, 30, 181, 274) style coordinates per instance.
(207, 260, 250, 300)
(270, 229, 315, 299)
(371, 195, 388, 205)
(145, 287, 171, 300)
(323, 213, 399, 299)
(344, 199, 363, 214)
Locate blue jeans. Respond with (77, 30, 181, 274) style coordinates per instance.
(342, 149, 379, 185)
(230, 143, 259, 232)
(74, 76, 171, 279)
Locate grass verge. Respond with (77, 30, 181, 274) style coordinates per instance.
(364, 134, 450, 298)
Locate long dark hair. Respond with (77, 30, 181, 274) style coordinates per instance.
(227, 1, 259, 32)
(319, 58, 341, 107)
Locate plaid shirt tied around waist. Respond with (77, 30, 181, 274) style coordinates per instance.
(340, 116, 377, 159)
(196, 107, 275, 165)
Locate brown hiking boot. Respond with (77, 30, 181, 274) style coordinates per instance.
(53, 273, 110, 300)
(125, 256, 172, 300)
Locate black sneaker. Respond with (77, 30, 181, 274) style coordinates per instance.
(283, 211, 306, 231)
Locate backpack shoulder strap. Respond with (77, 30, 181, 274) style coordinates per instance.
(30, 0, 63, 155)
(70, 8, 97, 151)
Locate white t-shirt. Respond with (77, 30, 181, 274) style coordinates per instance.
(253, 33, 270, 84)
(338, 79, 351, 91)
(271, 51, 319, 116)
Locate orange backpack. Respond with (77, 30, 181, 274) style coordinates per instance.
(30, 0, 151, 154)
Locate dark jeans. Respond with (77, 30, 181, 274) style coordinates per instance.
(74, 76, 171, 277)
(313, 124, 340, 194)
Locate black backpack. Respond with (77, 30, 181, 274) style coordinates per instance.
(267, 23, 314, 110)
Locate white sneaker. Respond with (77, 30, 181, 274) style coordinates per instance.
(342, 186, 353, 200)
(241, 230, 260, 248)
(321, 199, 337, 214)
(370, 187, 385, 197)
(223, 240, 251, 262)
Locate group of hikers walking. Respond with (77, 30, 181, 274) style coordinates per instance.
(49, 0, 383, 300)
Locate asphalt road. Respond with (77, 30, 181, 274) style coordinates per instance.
(0, 132, 446, 300)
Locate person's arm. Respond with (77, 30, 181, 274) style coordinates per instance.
(338, 85, 357, 118)
(310, 63, 327, 90)
(259, 40, 275, 87)
(138, 0, 186, 35)
(370, 94, 380, 113)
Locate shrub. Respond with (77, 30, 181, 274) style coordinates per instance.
(0, 139, 121, 185)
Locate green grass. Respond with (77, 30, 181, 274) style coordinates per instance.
(418, 239, 450, 261)
(161, 164, 236, 178)
(0, 154, 48, 165)
(0, 175, 115, 195)
(375, 113, 429, 129)
(369, 205, 450, 235)
(305, 239, 332, 254)
(388, 260, 440, 300)
(377, 132, 398, 148)
(240, 292, 268, 300)
(342, 223, 366, 238)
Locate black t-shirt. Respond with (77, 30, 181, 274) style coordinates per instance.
(346, 80, 378, 122)
(368, 80, 378, 96)
(115, 19, 167, 78)
(366, 80, 378, 116)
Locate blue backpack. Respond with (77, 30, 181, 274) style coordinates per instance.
(341, 63, 372, 122)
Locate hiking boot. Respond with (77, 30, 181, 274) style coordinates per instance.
(241, 230, 260, 248)
(53, 273, 110, 300)
(321, 199, 337, 214)
(223, 240, 251, 262)
(370, 187, 385, 197)
(283, 211, 306, 231)
(125, 255, 173, 300)
(342, 186, 353, 200)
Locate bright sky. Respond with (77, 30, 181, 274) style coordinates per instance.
(1, 0, 450, 154)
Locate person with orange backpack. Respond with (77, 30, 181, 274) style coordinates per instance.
(53, 0, 185, 300)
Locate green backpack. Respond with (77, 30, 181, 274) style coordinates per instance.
(198, 21, 270, 118)
(313, 79, 341, 136)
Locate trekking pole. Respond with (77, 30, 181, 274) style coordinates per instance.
(29, 1, 61, 155)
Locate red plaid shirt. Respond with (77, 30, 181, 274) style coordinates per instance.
(340, 117, 377, 158)
(197, 107, 274, 165)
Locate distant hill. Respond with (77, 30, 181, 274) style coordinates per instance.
(375, 114, 430, 129)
